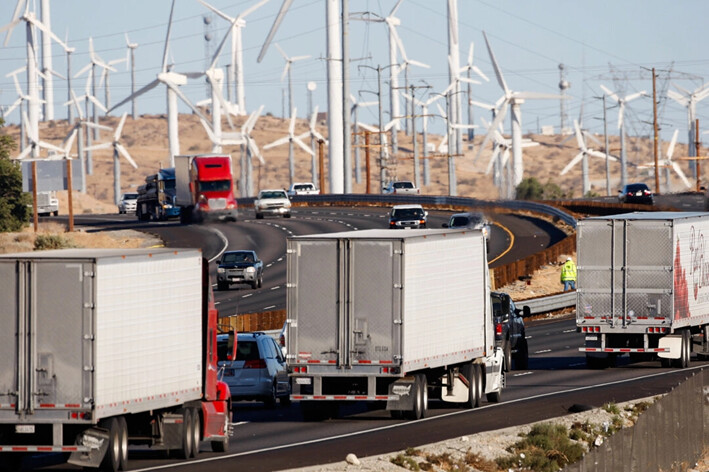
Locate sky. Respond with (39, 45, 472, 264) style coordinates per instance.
(2, 0, 709, 150)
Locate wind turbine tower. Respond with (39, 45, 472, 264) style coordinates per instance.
(559, 63, 571, 134)
(203, 14, 215, 100)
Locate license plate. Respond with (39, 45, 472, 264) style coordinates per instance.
(295, 377, 312, 385)
(585, 335, 598, 341)
(16, 425, 35, 434)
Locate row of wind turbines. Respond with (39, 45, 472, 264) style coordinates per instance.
(2, 0, 707, 203)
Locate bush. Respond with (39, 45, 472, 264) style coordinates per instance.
(497, 422, 585, 472)
(0, 118, 31, 232)
(34, 234, 76, 250)
(516, 177, 573, 200)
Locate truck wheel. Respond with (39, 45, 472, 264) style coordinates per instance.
(217, 282, 228, 291)
(189, 408, 201, 458)
(256, 213, 264, 219)
(251, 280, 258, 289)
(99, 418, 122, 472)
(179, 409, 194, 460)
(52, 210, 58, 216)
(301, 401, 336, 421)
(514, 338, 529, 370)
(284, 213, 291, 218)
(257, 276, 263, 288)
(462, 363, 480, 409)
(675, 330, 691, 369)
(264, 382, 277, 409)
(486, 371, 503, 403)
(405, 374, 428, 420)
(117, 416, 128, 471)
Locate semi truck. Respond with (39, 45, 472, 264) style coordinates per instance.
(284, 228, 505, 421)
(0, 248, 236, 471)
(576, 212, 709, 368)
(35, 191, 59, 216)
(135, 167, 181, 221)
(175, 154, 238, 223)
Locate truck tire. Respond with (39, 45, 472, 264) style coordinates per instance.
(179, 409, 194, 460)
(117, 416, 128, 471)
(256, 212, 264, 219)
(462, 363, 480, 409)
(675, 330, 691, 369)
(264, 382, 277, 408)
(189, 407, 201, 458)
(514, 338, 529, 370)
(257, 275, 263, 288)
(217, 281, 228, 291)
(405, 374, 428, 420)
(99, 417, 122, 472)
(301, 401, 337, 421)
(503, 340, 512, 372)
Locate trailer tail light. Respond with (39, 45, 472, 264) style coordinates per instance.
(243, 359, 267, 369)
(69, 411, 91, 420)
(293, 366, 308, 373)
(648, 327, 668, 333)
(495, 323, 502, 336)
(582, 326, 601, 333)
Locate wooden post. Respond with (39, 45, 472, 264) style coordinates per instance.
(67, 159, 74, 232)
(318, 139, 326, 193)
(365, 131, 371, 194)
(32, 160, 38, 232)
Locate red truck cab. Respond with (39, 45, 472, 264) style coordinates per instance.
(176, 154, 238, 223)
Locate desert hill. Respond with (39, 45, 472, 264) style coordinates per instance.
(2, 111, 700, 213)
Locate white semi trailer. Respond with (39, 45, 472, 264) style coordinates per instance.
(577, 212, 709, 368)
(284, 228, 505, 420)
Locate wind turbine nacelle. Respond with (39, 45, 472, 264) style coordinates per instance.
(159, 71, 188, 86)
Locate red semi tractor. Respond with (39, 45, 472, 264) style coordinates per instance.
(0, 248, 236, 471)
(176, 154, 239, 223)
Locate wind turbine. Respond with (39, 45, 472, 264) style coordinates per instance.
(599, 84, 646, 189)
(109, 0, 210, 167)
(15, 109, 68, 160)
(475, 31, 565, 188)
(460, 42, 489, 145)
(275, 43, 311, 120)
(264, 107, 314, 185)
(435, 93, 477, 195)
(197, 0, 269, 116)
(667, 83, 709, 179)
(560, 119, 618, 196)
(350, 95, 376, 183)
(402, 91, 445, 185)
(639, 128, 691, 192)
(240, 105, 265, 197)
(258, 0, 344, 194)
(300, 105, 328, 183)
(84, 112, 137, 205)
(124, 33, 139, 119)
(2, 0, 69, 158)
(68, 67, 106, 175)
(99, 52, 127, 115)
(75, 37, 115, 138)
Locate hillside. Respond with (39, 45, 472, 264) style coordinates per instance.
(3, 111, 700, 212)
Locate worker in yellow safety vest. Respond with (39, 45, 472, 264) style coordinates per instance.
(560, 257, 577, 291)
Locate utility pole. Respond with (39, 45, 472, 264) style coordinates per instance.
(341, 0, 352, 193)
(359, 64, 395, 189)
(395, 83, 432, 188)
(696, 119, 702, 192)
(652, 67, 660, 194)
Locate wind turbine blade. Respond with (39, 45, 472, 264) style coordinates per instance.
(198, 117, 217, 143)
(164, 79, 210, 123)
(258, 1, 293, 63)
(588, 149, 617, 162)
(84, 121, 113, 132)
(482, 31, 509, 94)
(280, 62, 290, 82)
(624, 91, 646, 102)
(560, 152, 584, 176)
(583, 131, 602, 148)
(310, 105, 319, 129)
(573, 119, 585, 151)
(485, 146, 501, 175)
(600, 84, 619, 103)
(408, 59, 430, 69)
(458, 76, 481, 85)
(109, 78, 160, 113)
(291, 55, 311, 62)
(15, 145, 33, 160)
(357, 122, 378, 133)
(667, 128, 679, 159)
(471, 65, 489, 82)
(673, 83, 691, 96)
(241, 0, 270, 19)
(467, 42, 474, 67)
(288, 107, 298, 135)
(247, 137, 265, 165)
(667, 89, 687, 105)
(672, 162, 692, 189)
(515, 91, 564, 100)
(209, 21, 234, 70)
(74, 63, 92, 78)
(198, 0, 232, 22)
(617, 103, 624, 130)
(116, 143, 138, 168)
(26, 14, 69, 51)
(294, 137, 315, 156)
(313, 131, 327, 144)
(274, 42, 288, 60)
(84, 142, 112, 152)
(470, 100, 495, 111)
(263, 136, 290, 150)
(390, 0, 405, 16)
(500, 148, 510, 167)
(161, 0, 177, 72)
(114, 113, 128, 141)
(38, 140, 65, 154)
(87, 95, 107, 113)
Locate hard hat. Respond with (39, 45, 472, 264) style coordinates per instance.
(566, 257, 572, 261)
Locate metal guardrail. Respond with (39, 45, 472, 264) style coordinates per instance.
(519, 291, 577, 315)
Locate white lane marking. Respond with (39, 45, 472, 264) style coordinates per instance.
(128, 366, 707, 471)
(262, 305, 276, 310)
(207, 227, 230, 263)
(569, 362, 586, 367)
(562, 329, 576, 334)
(535, 349, 552, 354)
(242, 293, 253, 298)
(277, 257, 284, 262)
(270, 286, 280, 291)
(214, 302, 220, 306)
(513, 371, 533, 377)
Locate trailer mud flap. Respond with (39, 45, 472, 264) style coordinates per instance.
(386, 377, 415, 411)
(658, 335, 682, 359)
(67, 427, 109, 468)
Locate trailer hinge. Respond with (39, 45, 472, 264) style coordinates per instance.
(393, 283, 403, 289)
(83, 334, 94, 340)
(83, 271, 94, 278)
(393, 249, 403, 255)
(286, 248, 296, 254)
(394, 319, 402, 325)
(286, 283, 296, 288)
(83, 365, 94, 372)
(83, 303, 94, 309)
(393, 355, 402, 360)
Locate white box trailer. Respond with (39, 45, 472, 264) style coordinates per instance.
(577, 212, 709, 368)
(285, 228, 504, 420)
(0, 248, 233, 470)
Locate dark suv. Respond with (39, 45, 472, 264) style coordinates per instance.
(491, 291, 529, 370)
(216, 250, 264, 290)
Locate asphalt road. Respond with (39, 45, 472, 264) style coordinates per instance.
(31, 202, 707, 471)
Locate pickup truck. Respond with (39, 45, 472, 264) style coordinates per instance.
(216, 250, 264, 290)
(287, 182, 319, 196)
(254, 189, 291, 219)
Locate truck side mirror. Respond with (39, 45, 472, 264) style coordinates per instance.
(522, 306, 531, 318)
(226, 331, 237, 361)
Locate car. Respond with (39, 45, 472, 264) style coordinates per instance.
(217, 332, 290, 407)
(618, 183, 654, 205)
(254, 189, 292, 219)
(491, 291, 529, 371)
(118, 192, 139, 214)
(443, 211, 491, 240)
(388, 204, 428, 229)
(287, 182, 319, 196)
(216, 250, 263, 290)
(382, 180, 420, 195)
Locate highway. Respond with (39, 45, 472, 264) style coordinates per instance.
(31, 199, 707, 471)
